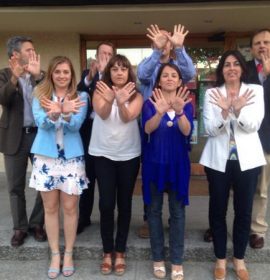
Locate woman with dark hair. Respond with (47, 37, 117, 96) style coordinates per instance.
(29, 56, 88, 278)
(89, 54, 143, 275)
(200, 50, 265, 280)
(142, 63, 193, 280)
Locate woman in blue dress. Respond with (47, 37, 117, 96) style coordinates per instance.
(141, 63, 193, 280)
(29, 56, 88, 279)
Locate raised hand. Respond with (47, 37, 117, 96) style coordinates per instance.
(167, 24, 189, 48)
(97, 53, 110, 73)
(9, 55, 24, 80)
(171, 86, 192, 114)
(62, 94, 86, 114)
(113, 82, 136, 106)
(209, 88, 232, 111)
(95, 81, 115, 103)
(261, 50, 270, 76)
(150, 88, 170, 115)
(25, 50, 41, 77)
(231, 88, 254, 114)
(146, 24, 168, 50)
(86, 59, 98, 82)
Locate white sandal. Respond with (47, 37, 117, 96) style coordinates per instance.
(153, 263, 166, 279)
(171, 270, 184, 280)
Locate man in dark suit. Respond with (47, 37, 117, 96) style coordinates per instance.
(77, 41, 115, 234)
(248, 29, 270, 249)
(0, 36, 46, 247)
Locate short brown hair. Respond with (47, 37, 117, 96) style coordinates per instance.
(250, 29, 270, 47)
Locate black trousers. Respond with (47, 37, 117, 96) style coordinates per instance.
(4, 132, 44, 231)
(94, 156, 140, 253)
(78, 118, 96, 224)
(206, 160, 260, 259)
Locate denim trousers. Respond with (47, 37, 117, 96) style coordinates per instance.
(206, 160, 260, 259)
(147, 183, 185, 265)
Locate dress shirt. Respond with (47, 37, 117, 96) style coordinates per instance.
(18, 73, 35, 127)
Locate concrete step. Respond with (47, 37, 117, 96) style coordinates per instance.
(0, 224, 269, 263)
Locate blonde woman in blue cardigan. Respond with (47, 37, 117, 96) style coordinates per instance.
(29, 56, 88, 279)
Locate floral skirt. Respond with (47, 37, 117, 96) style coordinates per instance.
(29, 154, 88, 195)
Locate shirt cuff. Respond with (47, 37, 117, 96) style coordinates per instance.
(84, 76, 91, 87)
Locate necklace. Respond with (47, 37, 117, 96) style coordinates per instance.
(167, 120, 173, 127)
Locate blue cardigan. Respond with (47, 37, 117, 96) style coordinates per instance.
(31, 91, 88, 159)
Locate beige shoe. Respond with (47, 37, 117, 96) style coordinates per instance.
(214, 259, 227, 280)
(171, 269, 184, 280)
(233, 258, 249, 280)
(235, 269, 249, 280)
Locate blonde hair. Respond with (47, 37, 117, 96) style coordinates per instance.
(34, 56, 77, 100)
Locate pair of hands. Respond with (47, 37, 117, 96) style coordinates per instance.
(209, 88, 254, 115)
(146, 24, 189, 50)
(9, 50, 41, 80)
(41, 95, 85, 120)
(86, 54, 110, 82)
(96, 81, 136, 106)
(150, 87, 192, 116)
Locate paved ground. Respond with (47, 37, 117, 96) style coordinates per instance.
(0, 154, 269, 279)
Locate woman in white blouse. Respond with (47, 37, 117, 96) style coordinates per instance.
(89, 54, 143, 276)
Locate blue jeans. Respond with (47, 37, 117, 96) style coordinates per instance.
(147, 184, 185, 265)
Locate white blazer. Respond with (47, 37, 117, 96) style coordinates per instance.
(200, 83, 266, 172)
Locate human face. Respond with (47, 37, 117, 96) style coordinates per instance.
(251, 31, 270, 61)
(158, 66, 181, 92)
(52, 62, 72, 91)
(110, 62, 129, 88)
(222, 55, 242, 84)
(14, 41, 35, 65)
(96, 44, 114, 63)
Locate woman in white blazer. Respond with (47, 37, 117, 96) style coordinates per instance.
(200, 50, 265, 280)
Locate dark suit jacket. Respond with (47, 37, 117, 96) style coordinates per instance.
(0, 68, 39, 155)
(247, 60, 270, 153)
(77, 70, 100, 152)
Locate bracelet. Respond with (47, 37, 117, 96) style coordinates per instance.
(176, 111, 185, 118)
(61, 112, 72, 118)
